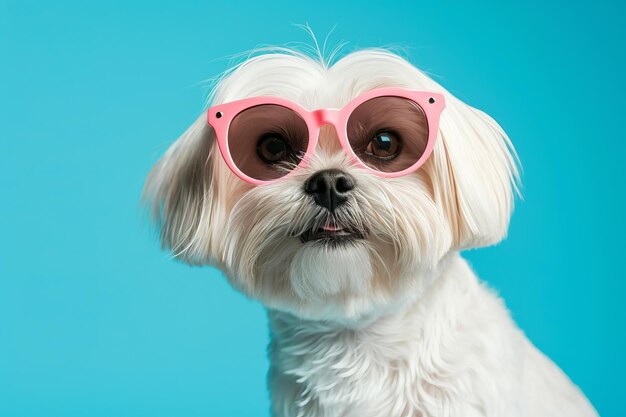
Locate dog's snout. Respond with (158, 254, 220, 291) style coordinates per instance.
(304, 169, 355, 213)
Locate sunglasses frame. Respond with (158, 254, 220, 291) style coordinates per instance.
(207, 87, 446, 185)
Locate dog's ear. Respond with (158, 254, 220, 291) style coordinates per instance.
(142, 114, 223, 264)
(430, 96, 520, 250)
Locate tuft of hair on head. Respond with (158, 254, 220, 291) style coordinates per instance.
(198, 23, 350, 109)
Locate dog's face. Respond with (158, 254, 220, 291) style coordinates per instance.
(144, 49, 518, 321)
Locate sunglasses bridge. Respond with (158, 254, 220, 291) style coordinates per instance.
(310, 108, 341, 127)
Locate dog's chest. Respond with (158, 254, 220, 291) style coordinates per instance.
(265, 266, 526, 417)
(267, 310, 500, 417)
(270, 327, 422, 416)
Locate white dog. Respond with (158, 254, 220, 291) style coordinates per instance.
(143, 47, 598, 417)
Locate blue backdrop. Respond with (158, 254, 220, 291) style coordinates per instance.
(1, 1, 624, 416)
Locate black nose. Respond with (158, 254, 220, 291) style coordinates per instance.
(304, 169, 355, 212)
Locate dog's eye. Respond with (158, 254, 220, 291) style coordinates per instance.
(257, 134, 291, 164)
(365, 132, 400, 160)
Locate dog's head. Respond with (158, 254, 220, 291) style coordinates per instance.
(143, 49, 519, 321)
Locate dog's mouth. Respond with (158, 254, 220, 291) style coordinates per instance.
(299, 220, 367, 244)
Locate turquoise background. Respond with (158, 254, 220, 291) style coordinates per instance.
(1, 0, 624, 416)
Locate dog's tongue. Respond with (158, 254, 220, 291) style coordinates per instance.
(321, 223, 342, 232)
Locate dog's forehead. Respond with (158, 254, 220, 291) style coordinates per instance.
(214, 51, 423, 110)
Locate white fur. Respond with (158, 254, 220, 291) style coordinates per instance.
(143, 46, 598, 416)
(268, 255, 597, 417)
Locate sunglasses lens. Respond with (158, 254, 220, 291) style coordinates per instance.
(347, 96, 429, 173)
(227, 105, 309, 181)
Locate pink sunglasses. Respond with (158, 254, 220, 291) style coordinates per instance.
(207, 87, 445, 185)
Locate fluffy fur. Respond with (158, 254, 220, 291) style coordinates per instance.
(143, 47, 598, 416)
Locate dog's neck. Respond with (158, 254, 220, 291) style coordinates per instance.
(266, 252, 502, 416)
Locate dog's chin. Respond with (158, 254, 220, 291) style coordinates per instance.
(228, 224, 433, 322)
(259, 238, 428, 323)
(285, 238, 376, 314)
